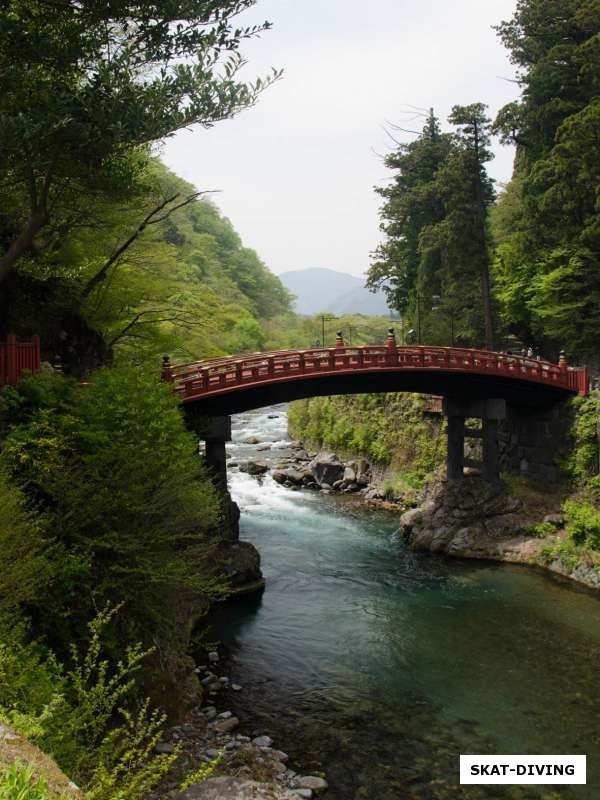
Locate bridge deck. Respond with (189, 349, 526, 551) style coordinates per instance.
(166, 345, 588, 415)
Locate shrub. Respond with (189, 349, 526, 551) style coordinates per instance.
(563, 500, 600, 550)
(0, 366, 224, 653)
(0, 607, 178, 800)
(0, 470, 56, 611)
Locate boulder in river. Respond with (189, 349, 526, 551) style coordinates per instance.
(309, 451, 345, 486)
(272, 467, 309, 486)
(240, 461, 269, 476)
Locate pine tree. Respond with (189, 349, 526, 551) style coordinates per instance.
(367, 110, 454, 340)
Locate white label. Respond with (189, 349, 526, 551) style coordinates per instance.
(460, 755, 586, 784)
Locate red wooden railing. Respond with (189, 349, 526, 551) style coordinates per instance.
(165, 343, 589, 402)
(0, 334, 41, 387)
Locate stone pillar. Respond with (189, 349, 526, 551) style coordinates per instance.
(482, 418, 500, 483)
(202, 416, 239, 541)
(446, 414, 465, 480)
(443, 397, 505, 483)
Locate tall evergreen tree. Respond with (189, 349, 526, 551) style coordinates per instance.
(367, 110, 454, 340)
(443, 104, 496, 350)
(492, 0, 600, 357)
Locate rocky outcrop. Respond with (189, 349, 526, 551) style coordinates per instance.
(398, 476, 600, 592)
(399, 477, 542, 562)
(215, 541, 265, 595)
(400, 475, 540, 563)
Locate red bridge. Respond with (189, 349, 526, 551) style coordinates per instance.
(165, 332, 588, 417)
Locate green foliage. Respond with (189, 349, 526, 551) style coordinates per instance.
(540, 537, 581, 572)
(0, 469, 55, 611)
(0, 608, 178, 799)
(0, 0, 280, 284)
(526, 521, 557, 539)
(563, 500, 600, 550)
(0, 366, 223, 653)
(289, 393, 445, 476)
(179, 753, 223, 793)
(0, 763, 53, 800)
(492, 0, 600, 356)
(368, 106, 496, 348)
(565, 394, 600, 489)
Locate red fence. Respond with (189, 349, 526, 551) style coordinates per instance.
(166, 344, 589, 402)
(0, 334, 41, 387)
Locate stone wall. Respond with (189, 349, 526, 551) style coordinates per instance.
(499, 401, 574, 484)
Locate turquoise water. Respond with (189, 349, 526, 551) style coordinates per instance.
(209, 407, 600, 799)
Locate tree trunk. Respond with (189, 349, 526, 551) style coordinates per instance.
(0, 208, 49, 286)
(480, 253, 494, 351)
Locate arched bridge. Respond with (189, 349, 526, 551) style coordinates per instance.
(164, 334, 588, 416)
(162, 332, 587, 537)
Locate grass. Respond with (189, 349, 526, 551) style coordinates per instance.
(0, 762, 63, 800)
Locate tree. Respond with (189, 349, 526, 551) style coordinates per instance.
(492, 0, 600, 357)
(367, 110, 454, 337)
(0, 0, 281, 285)
(444, 103, 496, 349)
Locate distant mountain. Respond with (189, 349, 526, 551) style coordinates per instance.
(279, 268, 390, 317)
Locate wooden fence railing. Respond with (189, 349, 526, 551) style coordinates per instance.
(164, 343, 589, 401)
(0, 334, 41, 387)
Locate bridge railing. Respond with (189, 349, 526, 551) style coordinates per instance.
(0, 334, 41, 387)
(166, 343, 588, 400)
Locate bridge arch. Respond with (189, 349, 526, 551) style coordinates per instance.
(163, 335, 588, 540)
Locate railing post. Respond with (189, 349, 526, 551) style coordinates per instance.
(6, 334, 17, 385)
(161, 354, 173, 382)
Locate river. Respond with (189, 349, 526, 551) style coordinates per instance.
(206, 405, 600, 800)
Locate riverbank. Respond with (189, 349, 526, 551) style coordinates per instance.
(156, 404, 600, 800)
(399, 474, 600, 593)
(243, 417, 600, 595)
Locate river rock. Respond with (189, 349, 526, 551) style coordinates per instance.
(291, 791, 312, 799)
(175, 777, 299, 800)
(309, 451, 345, 486)
(213, 716, 240, 734)
(245, 437, 261, 444)
(252, 735, 273, 748)
(292, 776, 328, 792)
(272, 467, 308, 486)
(343, 466, 356, 482)
(240, 461, 269, 476)
(257, 444, 272, 451)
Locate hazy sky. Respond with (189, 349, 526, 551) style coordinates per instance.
(162, 0, 519, 278)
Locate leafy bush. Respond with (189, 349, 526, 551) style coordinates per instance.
(563, 500, 600, 550)
(0, 608, 177, 800)
(565, 395, 600, 489)
(0, 470, 56, 611)
(0, 366, 223, 653)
